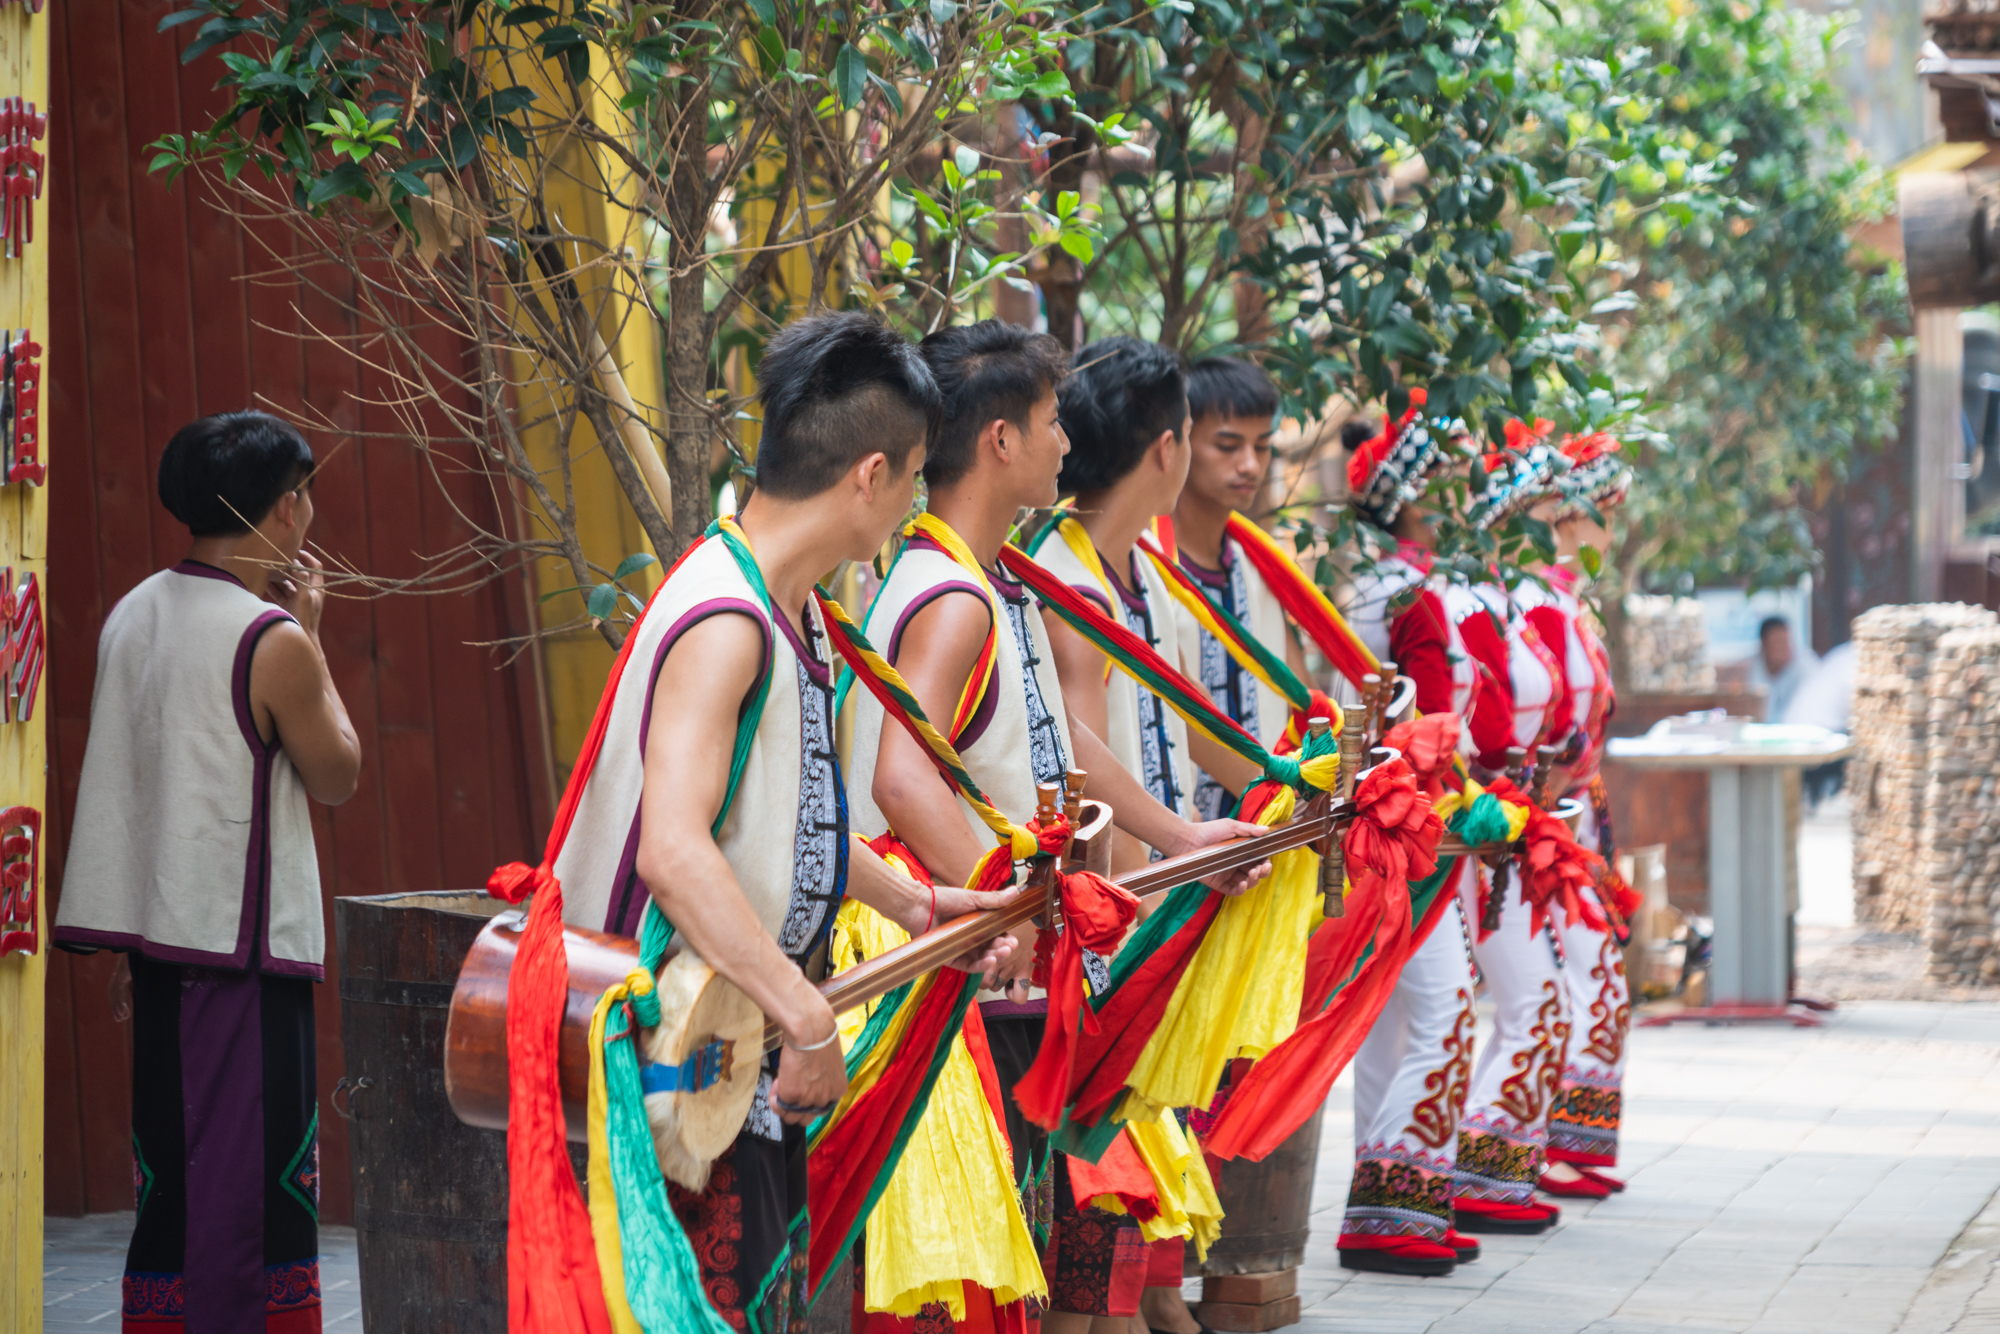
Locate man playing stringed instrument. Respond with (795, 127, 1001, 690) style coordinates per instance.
(846, 320, 1270, 1334)
(552, 313, 1017, 1334)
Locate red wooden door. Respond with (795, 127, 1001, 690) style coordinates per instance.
(45, 4, 551, 1225)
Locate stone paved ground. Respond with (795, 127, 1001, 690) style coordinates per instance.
(44, 1006, 2000, 1334)
(42, 1216, 361, 1330)
(1254, 1001, 2000, 1334)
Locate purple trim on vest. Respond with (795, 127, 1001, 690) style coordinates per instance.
(172, 559, 250, 589)
(771, 600, 830, 683)
(235, 612, 299, 976)
(179, 965, 267, 1333)
(1069, 582, 1115, 618)
(1179, 551, 1229, 591)
(885, 581, 991, 662)
(1105, 549, 1147, 614)
(978, 996, 1050, 1018)
(605, 596, 772, 938)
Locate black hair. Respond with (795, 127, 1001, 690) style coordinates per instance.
(157, 410, 316, 537)
(1056, 336, 1187, 493)
(1187, 355, 1278, 425)
(916, 320, 1069, 490)
(1759, 616, 1790, 640)
(1340, 418, 1377, 454)
(754, 312, 942, 500)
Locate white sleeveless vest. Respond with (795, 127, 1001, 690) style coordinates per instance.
(1036, 538, 1192, 821)
(555, 538, 845, 973)
(57, 563, 323, 976)
(846, 539, 1076, 845)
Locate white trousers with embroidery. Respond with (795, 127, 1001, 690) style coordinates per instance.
(1547, 807, 1630, 1167)
(1342, 863, 1477, 1242)
(1455, 864, 1572, 1205)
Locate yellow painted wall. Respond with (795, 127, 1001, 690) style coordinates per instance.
(480, 43, 670, 780)
(0, 5, 50, 1329)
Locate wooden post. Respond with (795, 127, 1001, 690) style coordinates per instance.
(1061, 768, 1087, 870)
(0, 3, 48, 1324)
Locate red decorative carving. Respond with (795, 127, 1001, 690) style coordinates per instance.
(0, 97, 46, 258)
(3, 330, 41, 485)
(0, 805, 39, 955)
(0, 569, 40, 721)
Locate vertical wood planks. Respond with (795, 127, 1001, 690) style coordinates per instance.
(42, 16, 546, 1233)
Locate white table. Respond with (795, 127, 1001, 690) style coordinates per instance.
(1607, 731, 1853, 1024)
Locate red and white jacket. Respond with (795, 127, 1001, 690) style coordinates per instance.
(1342, 544, 1512, 763)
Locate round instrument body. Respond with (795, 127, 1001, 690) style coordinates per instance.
(642, 951, 764, 1190)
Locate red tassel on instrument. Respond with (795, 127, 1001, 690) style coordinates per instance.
(1479, 777, 1606, 937)
(1013, 869, 1139, 1129)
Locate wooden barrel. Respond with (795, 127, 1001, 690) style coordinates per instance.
(1198, 1109, 1324, 1276)
(336, 890, 581, 1332)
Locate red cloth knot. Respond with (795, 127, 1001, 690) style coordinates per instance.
(1024, 813, 1073, 857)
(1339, 757, 1443, 913)
(1480, 777, 1606, 936)
(1381, 714, 1463, 797)
(487, 860, 551, 904)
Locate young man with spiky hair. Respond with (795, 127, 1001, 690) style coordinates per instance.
(60, 410, 363, 1333)
(846, 319, 1267, 1334)
(1034, 337, 1273, 1334)
(549, 311, 1016, 1333)
(1037, 337, 1261, 873)
(1167, 356, 1309, 819)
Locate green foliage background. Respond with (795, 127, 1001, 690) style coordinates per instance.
(1526, 0, 1907, 595)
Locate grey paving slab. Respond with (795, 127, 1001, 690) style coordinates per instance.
(1293, 1001, 2000, 1334)
(42, 1212, 361, 1330)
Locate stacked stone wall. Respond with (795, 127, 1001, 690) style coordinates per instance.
(1623, 594, 1715, 693)
(1850, 603, 1997, 931)
(1920, 626, 2000, 985)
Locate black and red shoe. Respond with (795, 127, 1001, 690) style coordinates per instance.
(1337, 1233, 1458, 1277)
(1453, 1196, 1560, 1235)
(1443, 1229, 1481, 1263)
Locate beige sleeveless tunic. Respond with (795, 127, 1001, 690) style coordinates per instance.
(846, 535, 1076, 846)
(554, 537, 845, 976)
(1035, 537, 1192, 821)
(57, 562, 324, 975)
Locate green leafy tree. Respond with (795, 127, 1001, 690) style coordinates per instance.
(1531, 0, 1907, 608)
(1009, 0, 1723, 589)
(150, 0, 1098, 641)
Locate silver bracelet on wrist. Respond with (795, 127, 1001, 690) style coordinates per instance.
(786, 1027, 840, 1053)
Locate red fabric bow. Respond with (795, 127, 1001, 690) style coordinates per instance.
(1481, 777, 1606, 937)
(487, 859, 552, 904)
(1014, 867, 1139, 1129)
(1380, 713, 1462, 799)
(1341, 757, 1444, 909)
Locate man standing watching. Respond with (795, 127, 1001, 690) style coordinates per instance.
(58, 411, 361, 1334)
